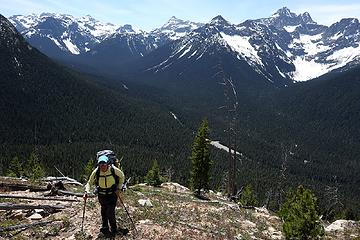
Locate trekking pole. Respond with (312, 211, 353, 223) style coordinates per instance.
(117, 193, 138, 234)
(81, 196, 87, 232)
(118, 177, 137, 234)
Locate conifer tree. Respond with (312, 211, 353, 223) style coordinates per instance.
(239, 184, 258, 207)
(190, 119, 212, 195)
(25, 152, 45, 181)
(81, 158, 95, 183)
(6, 156, 23, 178)
(279, 185, 324, 239)
(145, 159, 163, 187)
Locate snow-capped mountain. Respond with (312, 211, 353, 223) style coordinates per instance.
(143, 15, 293, 85)
(9, 8, 360, 83)
(255, 7, 317, 29)
(8, 14, 199, 65)
(143, 7, 360, 83)
(127, 14, 284, 96)
(86, 16, 202, 62)
(151, 16, 203, 41)
(258, 7, 360, 81)
(9, 13, 118, 57)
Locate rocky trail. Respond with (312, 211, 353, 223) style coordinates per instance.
(0, 178, 359, 239)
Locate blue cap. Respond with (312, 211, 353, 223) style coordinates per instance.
(97, 155, 109, 164)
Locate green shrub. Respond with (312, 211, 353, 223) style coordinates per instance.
(25, 152, 45, 181)
(81, 158, 95, 183)
(279, 185, 324, 239)
(239, 184, 258, 207)
(145, 160, 164, 187)
(6, 156, 23, 177)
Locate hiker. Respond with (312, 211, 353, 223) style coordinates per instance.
(83, 154, 125, 237)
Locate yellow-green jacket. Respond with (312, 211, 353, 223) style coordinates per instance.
(85, 165, 124, 194)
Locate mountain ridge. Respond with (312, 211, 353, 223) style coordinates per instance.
(9, 7, 360, 83)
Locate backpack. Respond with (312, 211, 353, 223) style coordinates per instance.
(96, 150, 117, 165)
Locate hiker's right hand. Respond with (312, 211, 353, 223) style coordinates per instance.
(83, 192, 88, 201)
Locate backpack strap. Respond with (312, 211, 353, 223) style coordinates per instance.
(95, 167, 100, 186)
(111, 166, 120, 188)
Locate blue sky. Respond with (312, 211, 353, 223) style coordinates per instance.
(2, 0, 360, 31)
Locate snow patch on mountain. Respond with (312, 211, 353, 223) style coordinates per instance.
(220, 32, 263, 67)
(291, 57, 328, 81)
(327, 44, 360, 67)
(77, 15, 118, 39)
(12, 14, 37, 28)
(291, 43, 360, 81)
(188, 50, 198, 58)
(63, 39, 80, 54)
(178, 45, 192, 58)
(292, 33, 329, 56)
(284, 25, 299, 32)
(48, 35, 65, 50)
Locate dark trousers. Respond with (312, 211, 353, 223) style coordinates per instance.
(98, 192, 117, 232)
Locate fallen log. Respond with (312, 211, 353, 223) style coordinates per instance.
(0, 203, 65, 212)
(58, 190, 95, 198)
(0, 194, 79, 202)
(0, 220, 55, 232)
(41, 177, 83, 186)
(0, 182, 48, 192)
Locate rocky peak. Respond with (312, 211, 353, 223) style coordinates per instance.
(299, 12, 316, 24)
(151, 16, 203, 41)
(166, 16, 182, 25)
(210, 15, 229, 26)
(257, 7, 318, 29)
(116, 24, 138, 34)
(272, 7, 297, 18)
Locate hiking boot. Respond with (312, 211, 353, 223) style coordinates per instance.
(100, 227, 111, 236)
(118, 228, 129, 235)
(110, 228, 129, 236)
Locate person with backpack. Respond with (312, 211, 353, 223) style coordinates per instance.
(83, 154, 125, 237)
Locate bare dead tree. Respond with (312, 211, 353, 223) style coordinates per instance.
(225, 76, 239, 198)
(213, 61, 239, 198)
(324, 176, 343, 220)
(275, 143, 294, 210)
(263, 188, 273, 208)
(164, 166, 175, 182)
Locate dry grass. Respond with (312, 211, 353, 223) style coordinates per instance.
(0, 181, 358, 239)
